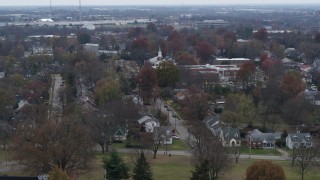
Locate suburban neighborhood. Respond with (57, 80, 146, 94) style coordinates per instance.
(0, 1, 320, 180)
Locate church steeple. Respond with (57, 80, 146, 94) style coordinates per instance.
(157, 46, 163, 60)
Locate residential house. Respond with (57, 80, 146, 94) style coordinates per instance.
(286, 132, 313, 149)
(305, 91, 320, 106)
(154, 126, 173, 145)
(106, 126, 128, 142)
(138, 115, 160, 133)
(161, 126, 173, 145)
(220, 127, 241, 147)
(204, 115, 221, 136)
(246, 129, 277, 149)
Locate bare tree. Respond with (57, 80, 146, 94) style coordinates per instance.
(86, 100, 139, 153)
(151, 127, 165, 159)
(86, 112, 113, 153)
(294, 147, 318, 180)
(12, 112, 93, 173)
(290, 147, 298, 167)
(192, 123, 233, 179)
(230, 147, 241, 163)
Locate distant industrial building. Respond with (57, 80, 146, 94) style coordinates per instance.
(213, 58, 251, 65)
(197, 19, 229, 28)
(84, 43, 99, 56)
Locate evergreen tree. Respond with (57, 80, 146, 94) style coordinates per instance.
(190, 160, 210, 180)
(103, 150, 129, 180)
(132, 152, 153, 180)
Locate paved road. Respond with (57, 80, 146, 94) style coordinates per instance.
(49, 74, 63, 119)
(155, 99, 196, 146)
(106, 147, 289, 161)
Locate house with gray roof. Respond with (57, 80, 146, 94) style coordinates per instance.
(106, 126, 128, 142)
(286, 132, 313, 149)
(204, 115, 220, 135)
(246, 129, 278, 149)
(138, 115, 160, 133)
(220, 127, 241, 147)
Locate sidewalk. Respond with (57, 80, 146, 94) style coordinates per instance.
(276, 148, 290, 157)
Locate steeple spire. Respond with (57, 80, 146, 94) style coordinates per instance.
(157, 46, 163, 60)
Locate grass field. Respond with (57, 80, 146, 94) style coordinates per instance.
(80, 152, 320, 180)
(78, 152, 193, 180)
(3, 149, 319, 180)
(239, 146, 282, 156)
(110, 139, 190, 151)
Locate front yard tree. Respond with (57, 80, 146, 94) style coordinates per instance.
(137, 65, 158, 105)
(156, 61, 179, 88)
(246, 160, 285, 180)
(151, 127, 165, 159)
(295, 147, 318, 180)
(132, 151, 153, 180)
(86, 112, 113, 153)
(230, 147, 241, 163)
(192, 124, 233, 179)
(103, 150, 129, 180)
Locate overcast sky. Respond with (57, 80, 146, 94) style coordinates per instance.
(1, 0, 320, 6)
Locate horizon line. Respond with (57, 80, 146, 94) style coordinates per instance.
(1, 3, 320, 7)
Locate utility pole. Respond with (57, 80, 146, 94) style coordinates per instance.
(49, 0, 52, 19)
(79, 0, 82, 22)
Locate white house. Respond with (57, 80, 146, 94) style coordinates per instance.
(286, 132, 313, 150)
(138, 115, 160, 133)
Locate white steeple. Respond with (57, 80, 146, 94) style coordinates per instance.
(157, 46, 163, 60)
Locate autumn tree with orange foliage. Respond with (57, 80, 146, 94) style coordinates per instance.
(236, 61, 256, 91)
(130, 37, 149, 64)
(175, 51, 197, 65)
(195, 41, 215, 64)
(137, 65, 158, 105)
(246, 160, 285, 180)
(280, 71, 305, 99)
(182, 86, 209, 121)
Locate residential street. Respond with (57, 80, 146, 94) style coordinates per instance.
(49, 74, 63, 119)
(155, 99, 196, 146)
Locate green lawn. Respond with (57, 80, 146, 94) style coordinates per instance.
(110, 139, 190, 151)
(78, 152, 193, 180)
(239, 146, 282, 156)
(2, 149, 320, 180)
(159, 139, 190, 151)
